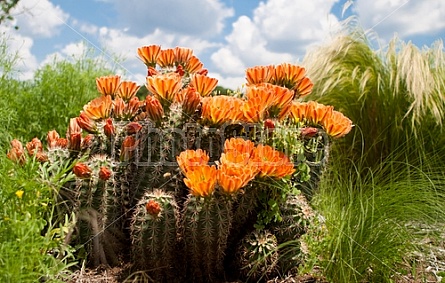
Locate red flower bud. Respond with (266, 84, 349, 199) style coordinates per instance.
(301, 127, 318, 137)
(103, 118, 115, 137)
(47, 130, 60, 149)
(69, 133, 82, 151)
(145, 200, 161, 216)
(126, 122, 142, 135)
(99, 166, 112, 181)
(264, 119, 275, 130)
(120, 136, 139, 161)
(7, 139, 26, 164)
(73, 162, 92, 179)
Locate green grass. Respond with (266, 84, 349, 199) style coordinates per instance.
(304, 159, 445, 282)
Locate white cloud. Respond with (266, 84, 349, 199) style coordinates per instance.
(210, 0, 341, 89)
(111, 0, 234, 37)
(11, 0, 69, 38)
(355, 0, 445, 40)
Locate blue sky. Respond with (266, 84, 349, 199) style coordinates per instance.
(2, 0, 445, 89)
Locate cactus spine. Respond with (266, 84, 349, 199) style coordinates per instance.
(182, 195, 233, 282)
(130, 189, 180, 281)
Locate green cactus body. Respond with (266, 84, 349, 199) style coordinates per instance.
(236, 229, 279, 282)
(182, 195, 233, 282)
(130, 189, 180, 282)
(269, 193, 315, 274)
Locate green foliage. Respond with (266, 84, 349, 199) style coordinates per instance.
(0, 155, 75, 283)
(14, 57, 114, 140)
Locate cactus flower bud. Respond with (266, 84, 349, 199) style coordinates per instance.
(99, 166, 112, 181)
(145, 95, 164, 122)
(73, 162, 92, 179)
(126, 122, 142, 135)
(103, 118, 115, 137)
(145, 199, 161, 217)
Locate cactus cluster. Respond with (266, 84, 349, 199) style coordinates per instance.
(7, 45, 353, 282)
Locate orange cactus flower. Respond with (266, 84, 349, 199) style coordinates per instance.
(83, 95, 113, 120)
(177, 149, 210, 175)
(26, 137, 48, 162)
(321, 110, 353, 138)
(56, 138, 68, 148)
(217, 163, 257, 194)
(293, 77, 313, 98)
(117, 81, 140, 101)
(201, 96, 245, 125)
(157, 48, 176, 68)
(145, 95, 164, 122)
(183, 165, 217, 197)
(96, 75, 121, 97)
(174, 46, 193, 65)
(184, 55, 205, 74)
(103, 118, 115, 137)
(146, 199, 162, 216)
(242, 96, 268, 123)
(272, 63, 306, 89)
(73, 162, 92, 179)
(120, 136, 139, 162)
(137, 45, 161, 67)
(245, 65, 273, 85)
(76, 113, 98, 133)
(99, 166, 113, 181)
(288, 101, 333, 125)
(146, 73, 183, 103)
(252, 145, 295, 178)
(189, 73, 218, 97)
(223, 137, 255, 156)
(7, 139, 26, 164)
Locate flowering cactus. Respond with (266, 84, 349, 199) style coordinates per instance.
(7, 44, 353, 281)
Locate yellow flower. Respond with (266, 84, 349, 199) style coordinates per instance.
(15, 190, 24, 199)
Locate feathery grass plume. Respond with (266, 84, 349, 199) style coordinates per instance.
(303, 29, 445, 170)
